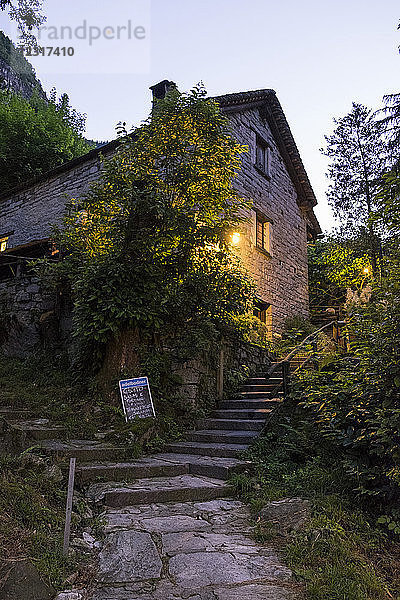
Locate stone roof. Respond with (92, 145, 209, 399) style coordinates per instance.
(213, 89, 318, 212)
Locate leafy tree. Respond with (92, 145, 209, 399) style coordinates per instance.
(0, 88, 92, 192)
(308, 237, 371, 309)
(297, 170, 400, 505)
(293, 286, 400, 504)
(0, 0, 45, 49)
(322, 103, 389, 272)
(39, 84, 255, 372)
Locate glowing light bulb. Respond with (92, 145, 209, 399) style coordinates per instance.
(231, 232, 241, 245)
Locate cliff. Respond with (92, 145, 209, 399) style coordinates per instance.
(0, 31, 45, 98)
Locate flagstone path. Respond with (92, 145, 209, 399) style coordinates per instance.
(90, 498, 297, 600)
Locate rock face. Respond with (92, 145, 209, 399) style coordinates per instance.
(0, 32, 45, 99)
(259, 497, 311, 532)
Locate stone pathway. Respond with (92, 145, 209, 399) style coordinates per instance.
(91, 499, 296, 600)
(2, 370, 300, 600)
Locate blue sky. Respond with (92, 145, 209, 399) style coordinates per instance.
(1, 0, 399, 230)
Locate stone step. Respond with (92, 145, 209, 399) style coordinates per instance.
(197, 418, 265, 431)
(0, 406, 32, 419)
(212, 409, 272, 420)
(0, 407, 32, 431)
(185, 429, 258, 445)
(220, 398, 281, 410)
(87, 474, 232, 507)
(155, 453, 250, 480)
(75, 458, 189, 485)
(38, 439, 125, 462)
(5, 419, 66, 444)
(165, 441, 248, 459)
(240, 384, 282, 393)
(238, 391, 283, 399)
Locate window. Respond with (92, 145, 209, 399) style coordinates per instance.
(256, 215, 270, 253)
(253, 299, 272, 327)
(255, 136, 271, 177)
(0, 237, 8, 252)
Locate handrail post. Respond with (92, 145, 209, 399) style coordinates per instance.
(217, 344, 224, 401)
(282, 360, 291, 399)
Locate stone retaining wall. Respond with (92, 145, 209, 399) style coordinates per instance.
(0, 275, 67, 357)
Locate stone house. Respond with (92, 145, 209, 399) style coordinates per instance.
(0, 81, 320, 352)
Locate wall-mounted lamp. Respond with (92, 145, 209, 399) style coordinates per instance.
(231, 232, 241, 245)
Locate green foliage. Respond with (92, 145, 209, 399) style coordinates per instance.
(321, 103, 389, 274)
(377, 512, 400, 536)
(377, 92, 400, 158)
(232, 407, 399, 599)
(0, 88, 92, 192)
(0, 452, 89, 590)
(0, 0, 46, 49)
(38, 84, 255, 375)
(322, 103, 388, 230)
(291, 288, 400, 502)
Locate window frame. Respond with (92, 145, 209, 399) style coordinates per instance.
(0, 237, 8, 253)
(255, 213, 271, 254)
(253, 299, 272, 326)
(255, 135, 271, 179)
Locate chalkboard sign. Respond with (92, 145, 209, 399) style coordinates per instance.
(119, 377, 155, 421)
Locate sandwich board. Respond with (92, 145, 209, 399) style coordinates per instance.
(118, 376, 155, 421)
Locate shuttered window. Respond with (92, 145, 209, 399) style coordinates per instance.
(256, 216, 270, 253)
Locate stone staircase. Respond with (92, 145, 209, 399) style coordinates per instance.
(2, 367, 295, 600)
(1, 367, 284, 508)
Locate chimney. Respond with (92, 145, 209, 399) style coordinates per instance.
(149, 80, 177, 102)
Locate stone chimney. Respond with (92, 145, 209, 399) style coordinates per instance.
(149, 80, 177, 102)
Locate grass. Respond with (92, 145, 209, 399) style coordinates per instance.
(0, 453, 94, 591)
(0, 351, 195, 590)
(232, 407, 400, 600)
(0, 352, 187, 449)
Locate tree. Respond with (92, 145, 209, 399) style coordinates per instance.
(308, 236, 372, 310)
(322, 103, 389, 272)
(40, 84, 255, 371)
(376, 93, 400, 160)
(0, 0, 45, 48)
(0, 88, 92, 192)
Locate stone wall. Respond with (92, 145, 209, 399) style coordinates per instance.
(173, 339, 272, 408)
(0, 148, 114, 251)
(228, 107, 310, 330)
(0, 275, 58, 356)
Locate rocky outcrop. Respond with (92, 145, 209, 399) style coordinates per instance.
(259, 497, 311, 532)
(0, 32, 45, 98)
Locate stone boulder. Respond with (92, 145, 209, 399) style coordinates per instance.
(259, 497, 310, 532)
(0, 560, 54, 600)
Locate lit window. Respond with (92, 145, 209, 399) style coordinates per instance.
(255, 136, 271, 177)
(253, 300, 271, 325)
(0, 237, 8, 252)
(256, 215, 270, 253)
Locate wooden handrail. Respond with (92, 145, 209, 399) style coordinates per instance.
(267, 320, 337, 377)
